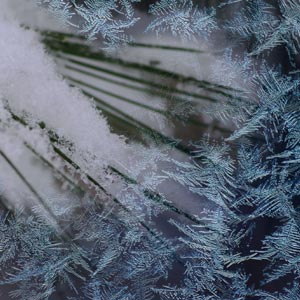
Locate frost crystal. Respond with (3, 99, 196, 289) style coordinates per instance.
(0, 0, 300, 299)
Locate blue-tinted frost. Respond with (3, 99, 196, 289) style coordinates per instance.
(1, 0, 300, 299)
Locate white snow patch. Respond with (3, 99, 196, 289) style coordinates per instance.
(0, 0, 129, 211)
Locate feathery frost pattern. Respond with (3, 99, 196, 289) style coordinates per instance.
(0, 0, 300, 299)
(147, 0, 217, 40)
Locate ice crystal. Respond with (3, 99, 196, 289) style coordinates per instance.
(147, 0, 217, 40)
(0, 0, 300, 299)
